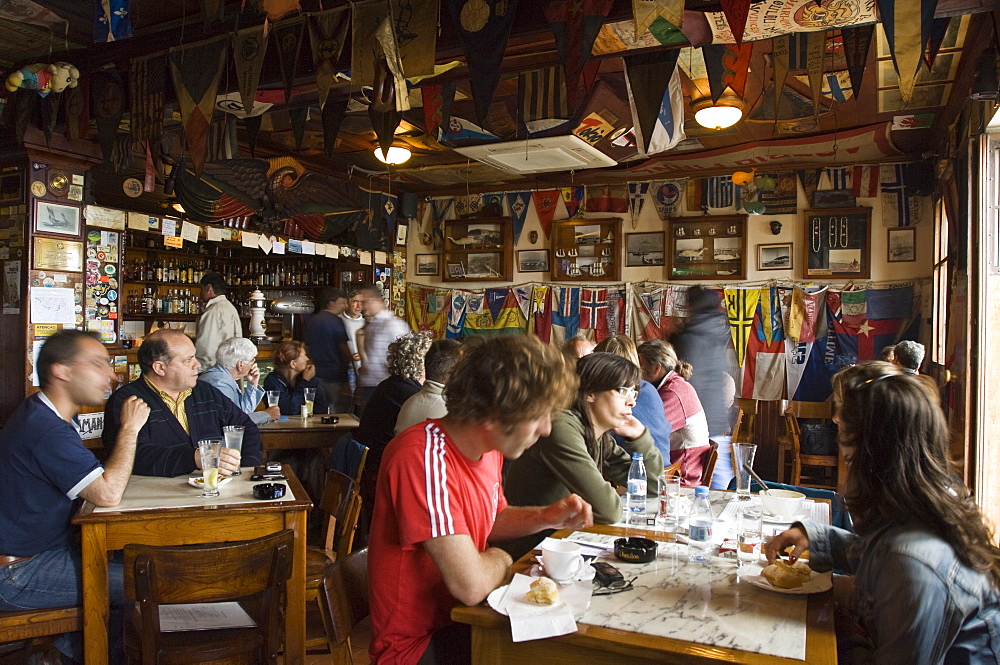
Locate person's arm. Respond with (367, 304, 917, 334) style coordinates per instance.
(79, 396, 149, 506)
(263, 373, 302, 415)
(422, 535, 514, 606)
(604, 418, 662, 495)
(218, 388, 264, 469)
(489, 494, 593, 541)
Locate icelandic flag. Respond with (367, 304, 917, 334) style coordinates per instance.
(551, 286, 581, 345)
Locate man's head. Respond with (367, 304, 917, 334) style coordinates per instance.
(199, 272, 228, 303)
(359, 284, 385, 316)
(424, 339, 463, 384)
(879, 345, 896, 362)
(215, 336, 258, 378)
(37, 329, 115, 406)
(387, 332, 433, 381)
(563, 335, 595, 361)
(317, 288, 348, 314)
(346, 290, 364, 317)
(893, 340, 925, 372)
(445, 336, 577, 459)
(138, 330, 201, 393)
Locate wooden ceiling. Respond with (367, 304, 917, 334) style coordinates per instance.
(6, 0, 1000, 198)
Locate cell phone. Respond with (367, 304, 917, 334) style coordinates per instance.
(591, 562, 625, 588)
(265, 462, 282, 472)
(250, 473, 286, 481)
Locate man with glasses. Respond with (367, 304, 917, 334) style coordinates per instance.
(341, 290, 365, 392)
(0, 330, 150, 665)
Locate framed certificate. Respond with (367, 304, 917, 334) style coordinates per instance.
(33, 237, 84, 272)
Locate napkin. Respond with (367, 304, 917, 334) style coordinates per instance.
(501, 574, 577, 642)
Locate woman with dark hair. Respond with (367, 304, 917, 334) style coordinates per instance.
(261, 340, 329, 416)
(503, 352, 662, 554)
(765, 361, 1000, 664)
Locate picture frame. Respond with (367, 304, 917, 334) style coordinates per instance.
(33, 236, 83, 272)
(625, 232, 664, 266)
(465, 252, 502, 279)
(415, 253, 439, 276)
(517, 249, 549, 272)
(887, 227, 916, 262)
(757, 243, 793, 271)
(34, 200, 81, 237)
(667, 215, 746, 280)
(446, 261, 465, 278)
(0, 170, 24, 204)
(804, 208, 872, 279)
(395, 222, 408, 247)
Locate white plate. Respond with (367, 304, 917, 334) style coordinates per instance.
(762, 509, 810, 524)
(487, 586, 568, 616)
(187, 476, 234, 488)
(487, 581, 591, 620)
(530, 561, 597, 584)
(743, 570, 833, 595)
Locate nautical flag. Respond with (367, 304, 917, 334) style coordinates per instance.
(759, 172, 797, 215)
(796, 169, 821, 207)
(758, 286, 784, 343)
(486, 288, 509, 322)
(703, 42, 753, 103)
(645, 66, 686, 154)
(94, 0, 131, 42)
(866, 285, 913, 320)
(273, 16, 305, 103)
(876, 0, 938, 104)
(169, 36, 228, 176)
(852, 164, 878, 197)
(841, 289, 867, 327)
(652, 180, 685, 220)
(551, 286, 581, 345)
(787, 286, 827, 343)
(454, 193, 483, 217)
(580, 288, 609, 340)
(519, 67, 569, 122)
(446, 0, 520, 126)
(785, 338, 813, 399)
(309, 7, 350, 110)
(447, 289, 470, 338)
(742, 327, 785, 400)
(545, 0, 615, 109)
(232, 25, 269, 117)
(772, 34, 790, 117)
(880, 164, 921, 226)
(381, 193, 398, 235)
(842, 24, 875, 98)
(561, 186, 584, 220)
(633, 0, 683, 40)
(585, 185, 628, 213)
(532, 190, 561, 239)
(530, 285, 552, 342)
(440, 115, 499, 143)
(819, 167, 851, 191)
(623, 48, 678, 154)
(720, 0, 752, 45)
(506, 192, 530, 244)
(629, 183, 649, 228)
(725, 287, 760, 366)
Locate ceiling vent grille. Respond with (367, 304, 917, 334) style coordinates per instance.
(454, 135, 617, 174)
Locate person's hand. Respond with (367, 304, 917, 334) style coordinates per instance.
(541, 494, 594, 531)
(352, 352, 360, 362)
(265, 406, 281, 421)
(118, 396, 150, 435)
(218, 447, 241, 475)
(246, 362, 260, 387)
(763, 526, 809, 564)
(302, 364, 316, 381)
(613, 415, 646, 440)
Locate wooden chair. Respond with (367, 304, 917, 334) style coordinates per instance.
(0, 606, 82, 660)
(699, 440, 720, 487)
(733, 398, 757, 443)
(317, 548, 369, 665)
(782, 408, 839, 490)
(777, 400, 833, 483)
(122, 529, 294, 665)
(663, 459, 683, 479)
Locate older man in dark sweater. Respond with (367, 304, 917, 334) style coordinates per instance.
(103, 329, 262, 477)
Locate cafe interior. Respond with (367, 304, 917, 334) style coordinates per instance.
(2, 0, 1000, 663)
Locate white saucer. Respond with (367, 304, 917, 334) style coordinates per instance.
(742, 569, 833, 594)
(187, 476, 233, 488)
(762, 510, 809, 524)
(529, 562, 596, 585)
(487, 580, 592, 620)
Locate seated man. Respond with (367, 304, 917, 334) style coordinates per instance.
(369, 336, 593, 665)
(103, 329, 262, 477)
(0, 330, 150, 665)
(199, 337, 280, 425)
(394, 338, 462, 433)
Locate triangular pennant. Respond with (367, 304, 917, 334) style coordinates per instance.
(506, 192, 531, 244)
(628, 182, 649, 228)
(704, 43, 753, 103)
(623, 48, 678, 154)
(243, 114, 261, 158)
(200, 0, 224, 24)
(633, 0, 683, 40)
(272, 17, 305, 103)
(288, 107, 307, 152)
(231, 25, 268, 118)
(308, 8, 350, 110)
(374, 14, 411, 113)
(702, 44, 729, 105)
(924, 17, 950, 70)
(382, 193, 398, 235)
(645, 65, 686, 154)
(772, 34, 790, 123)
(806, 31, 826, 116)
(652, 180, 685, 220)
(544, 0, 614, 110)
(561, 186, 584, 220)
(875, 0, 939, 104)
(446, 0, 520, 127)
(797, 169, 821, 206)
(532, 190, 560, 239)
(93, 68, 125, 164)
(169, 36, 228, 175)
(322, 97, 348, 158)
(720, 0, 751, 45)
(842, 24, 874, 99)
(41, 94, 58, 148)
(64, 79, 88, 141)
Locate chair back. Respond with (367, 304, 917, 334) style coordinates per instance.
(123, 530, 294, 665)
(663, 459, 683, 479)
(733, 398, 757, 443)
(699, 440, 719, 487)
(319, 469, 363, 559)
(330, 436, 369, 486)
(318, 548, 369, 651)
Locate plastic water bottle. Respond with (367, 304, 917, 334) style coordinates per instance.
(687, 485, 714, 563)
(627, 452, 647, 525)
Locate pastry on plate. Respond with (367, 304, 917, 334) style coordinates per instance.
(762, 560, 812, 589)
(524, 577, 560, 605)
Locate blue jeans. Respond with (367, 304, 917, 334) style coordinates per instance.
(0, 547, 125, 664)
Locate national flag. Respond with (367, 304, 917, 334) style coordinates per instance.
(841, 289, 867, 327)
(585, 185, 628, 213)
(519, 66, 569, 122)
(685, 177, 705, 213)
(852, 164, 878, 197)
(880, 164, 921, 226)
(551, 286, 581, 346)
(725, 287, 760, 366)
(580, 288, 610, 341)
(309, 7, 350, 110)
(652, 180, 685, 220)
(742, 321, 785, 400)
(169, 36, 228, 175)
(532, 190, 560, 239)
(759, 172, 797, 215)
(628, 183, 649, 228)
(876, 0, 938, 104)
(544, 0, 615, 109)
(787, 286, 827, 342)
(705, 175, 739, 210)
(405, 285, 449, 337)
(94, 0, 131, 42)
(561, 186, 584, 220)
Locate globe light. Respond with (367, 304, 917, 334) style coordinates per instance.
(373, 146, 412, 164)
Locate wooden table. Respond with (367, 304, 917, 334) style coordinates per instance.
(453, 500, 837, 665)
(72, 465, 313, 665)
(258, 413, 359, 451)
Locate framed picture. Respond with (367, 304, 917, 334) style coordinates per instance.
(465, 252, 502, 279)
(517, 249, 549, 272)
(33, 236, 83, 272)
(34, 200, 81, 237)
(667, 216, 746, 280)
(887, 227, 916, 262)
(625, 232, 664, 266)
(395, 222, 408, 247)
(446, 261, 465, 278)
(757, 243, 793, 271)
(804, 208, 872, 279)
(0, 170, 24, 203)
(415, 253, 439, 275)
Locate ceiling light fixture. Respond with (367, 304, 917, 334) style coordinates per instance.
(689, 78, 744, 130)
(373, 146, 412, 165)
(171, 202, 185, 213)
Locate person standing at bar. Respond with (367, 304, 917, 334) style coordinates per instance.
(195, 271, 242, 371)
(356, 283, 409, 414)
(341, 289, 366, 392)
(302, 288, 353, 413)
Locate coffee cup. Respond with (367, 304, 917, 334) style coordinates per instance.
(541, 540, 584, 582)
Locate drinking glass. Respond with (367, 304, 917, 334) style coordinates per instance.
(732, 443, 758, 500)
(222, 426, 244, 475)
(266, 390, 280, 409)
(303, 388, 316, 417)
(736, 507, 763, 566)
(657, 473, 683, 531)
(198, 438, 223, 498)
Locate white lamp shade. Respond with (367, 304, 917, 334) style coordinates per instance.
(373, 146, 412, 164)
(694, 105, 743, 130)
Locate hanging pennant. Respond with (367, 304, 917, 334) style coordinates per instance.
(772, 34, 790, 122)
(842, 24, 874, 99)
(288, 107, 307, 152)
(805, 31, 826, 116)
(703, 42, 752, 104)
(93, 68, 125, 164)
(519, 67, 569, 123)
(374, 15, 411, 113)
(633, 0, 682, 40)
(308, 8, 349, 110)
(875, 0, 938, 104)
(720, 0, 751, 45)
(532, 190, 561, 239)
(129, 54, 166, 145)
(369, 53, 402, 160)
(628, 182, 649, 229)
(381, 193, 398, 235)
(651, 180, 685, 220)
(924, 17, 950, 70)
(272, 16, 305, 103)
(94, 0, 132, 42)
(169, 36, 228, 176)
(244, 114, 262, 158)
(506, 192, 531, 244)
(585, 184, 628, 213)
(200, 0, 224, 24)
(544, 0, 614, 110)
(231, 25, 268, 118)
(352, 0, 439, 86)
(623, 48, 678, 154)
(64, 79, 88, 141)
(561, 186, 584, 221)
(322, 98, 348, 158)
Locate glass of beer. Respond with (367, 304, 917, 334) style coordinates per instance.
(222, 426, 244, 475)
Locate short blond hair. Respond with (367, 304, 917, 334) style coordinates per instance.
(594, 334, 640, 367)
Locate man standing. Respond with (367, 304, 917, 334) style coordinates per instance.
(341, 290, 365, 390)
(369, 336, 592, 665)
(302, 288, 353, 413)
(356, 283, 409, 413)
(0, 330, 150, 665)
(103, 329, 262, 477)
(195, 272, 242, 371)
(893, 340, 925, 375)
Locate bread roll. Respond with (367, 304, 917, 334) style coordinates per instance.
(762, 560, 812, 589)
(525, 577, 560, 605)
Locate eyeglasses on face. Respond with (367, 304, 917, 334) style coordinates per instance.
(614, 386, 639, 400)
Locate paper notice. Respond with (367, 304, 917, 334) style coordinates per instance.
(358, 251, 372, 265)
(288, 239, 302, 254)
(30, 287, 76, 324)
(180, 222, 200, 243)
(206, 227, 224, 242)
(161, 218, 177, 237)
(374, 251, 387, 264)
(158, 602, 257, 632)
(258, 235, 272, 254)
(315, 243, 327, 256)
(327, 244, 340, 259)
(127, 212, 157, 231)
(242, 231, 259, 248)
(302, 241, 315, 255)
(273, 240, 286, 255)
(164, 235, 183, 249)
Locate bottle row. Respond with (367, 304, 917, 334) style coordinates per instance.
(123, 258, 216, 284)
(222, 260, 336, 288)
(126, 288, 203, 316)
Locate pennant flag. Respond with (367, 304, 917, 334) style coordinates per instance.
(288, 107, 308, 152)
(876, 0, 938, 104)
(530, 285, 552, 343)
(454, 193, 484, 217)
(623, 48, 678, 153)
(170, 37, 228, 176)
(545, 0, 614, 109)
(352, 0, 439, 85)
(797, 169, 821, 207)
(742, 322, 785, 400)
(629, 183, 649, 228)
(95, 0, 131, 42)
(309, 8, 350, 110)
(759, 172, 797, 214)
(633, 0, 682, 40)
(794, 70, 854, 103)
(532, 190, 561, 239)
(93, 68, 125, 164)
(880, 164, 921, 227)
(440, 116, 499, 143)
(785, 338, 814, 399)
(787, 286, 827, 343)
(645, 66, 686, 154)
(483, 192, 505, 215)
(818, 167, 850, 191)
(852, 164, 878, 197)
(129, 54, 167, 145)
(322, 97, 348, 158)
(720, 0, 752, 45)
(551, 286, 581, 346)
(422, 84, 448, 138)
(580, 288, 610, 341)
(841, 289, 867, 328)
(725, 287, 760, 366)
(772, 34, 790, 121)
(842, 24, 875, 99)
(519, 66, 569, 122)
(64, 78, 89, 141)
(231, 25, 268, 117)
(561, 186, 584, 220)
(273, 17, 305, 103)
(652, 180, 685, 220)
(677, 45, 708, 80)
(446, 0, 519, 126)
(924, 17, 951, 70)
(805, 30, 826, 115)
(607, 289, 627, 338)
(786, 33, 811, 70)
(381, 193, 398, 235)
(585, 185, 629, 213)
(485, 288, 509, 322)
(374, 14, 411, 114)
(447, 289, 470, 338)
(703, 42, 753, 103)
(506, 192, 531, 244)
(244, 114, 262, 157)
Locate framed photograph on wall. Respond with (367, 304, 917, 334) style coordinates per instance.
(34, 200, 81, 237)
(803, 208, 871, 279)
(887, 227, 916, 262)
(517, 249, 549, 272)
(625, 232, 665, 266)
(757, 243, 793, 271)
(446, 262, 465, 278)
(415, 254, 439, 275)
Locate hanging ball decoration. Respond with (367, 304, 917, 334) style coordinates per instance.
(744, 201, 766, 215)
(731, 170, 755, 187)
(753, 174, 777, 192)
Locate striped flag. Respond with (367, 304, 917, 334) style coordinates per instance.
(725, 287, 760, 367)
(705, 175, 739, 210)
(519, 67, 569, 122)
(880, 164, 920, 226)
(852, 165, 878, 197)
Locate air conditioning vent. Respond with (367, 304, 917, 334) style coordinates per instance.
(454, 135, 617, 174)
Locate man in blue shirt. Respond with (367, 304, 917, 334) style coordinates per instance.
(302, 288, 352, 413)
(0, 329, 150, 664)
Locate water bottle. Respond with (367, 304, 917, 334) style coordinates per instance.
(687, 485, 714, 563)
(626, 452, 647, 525)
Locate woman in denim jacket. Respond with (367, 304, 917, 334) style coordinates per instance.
(765, 361, 1000, 664)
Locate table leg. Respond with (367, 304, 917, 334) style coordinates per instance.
(284, 508, 307, 665)
(80, 523, 109, 665)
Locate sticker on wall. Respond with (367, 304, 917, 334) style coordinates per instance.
(68, 185, 83, 202)
(30, 181, 46, 197)
(123, 178, 143, 198)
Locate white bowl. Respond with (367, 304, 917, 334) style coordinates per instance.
(760, 489, 806, 519)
